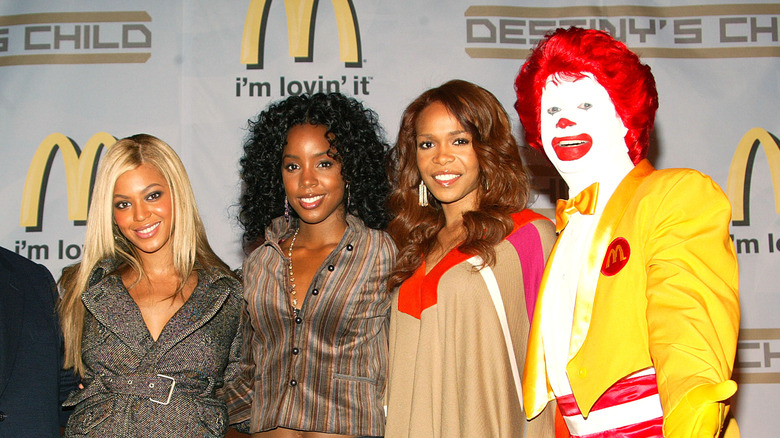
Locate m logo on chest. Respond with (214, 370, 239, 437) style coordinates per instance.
(601, 237, 630, 276)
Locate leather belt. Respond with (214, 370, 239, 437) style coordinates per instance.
(102, 373, 210, 405)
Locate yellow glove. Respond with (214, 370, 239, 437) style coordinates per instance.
(664, 380, 737, 438)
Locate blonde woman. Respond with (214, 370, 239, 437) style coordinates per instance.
(58, 134, 242, 437)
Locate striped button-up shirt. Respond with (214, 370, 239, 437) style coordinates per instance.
(224, 214, 396, 435)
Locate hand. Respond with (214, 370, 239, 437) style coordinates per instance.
(665, 380, 737, 438)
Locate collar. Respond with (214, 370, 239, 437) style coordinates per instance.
(264, 214, 366, 251)
(81, 257, 236, 357)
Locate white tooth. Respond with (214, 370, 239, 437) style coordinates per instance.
(302, 195, 324, 203)
(434, 174, 458, 181)
(138, 222, 159, 234)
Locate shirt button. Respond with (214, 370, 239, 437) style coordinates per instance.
(295, 316, 303, 324)
(0, 411, 6, 421)
(327, 265, 335, 271)
(311, 288, 319, 296)
(290, 379, 298, 387)
(292, 347, 299, 355)
(346, 244, 353, 251)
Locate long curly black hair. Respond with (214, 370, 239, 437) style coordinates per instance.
(238, 92, 391, 252)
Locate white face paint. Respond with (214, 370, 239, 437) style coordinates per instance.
(540, 73, 632, 195)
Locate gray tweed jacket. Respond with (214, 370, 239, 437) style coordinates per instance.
(63, 259, 243, 437)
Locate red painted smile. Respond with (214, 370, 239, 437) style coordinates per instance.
(552, 133, 593, 161)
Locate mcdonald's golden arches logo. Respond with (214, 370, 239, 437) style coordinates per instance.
(726, 127, 780, 226)
(241, 0, 362, 69)
(20, 132, 116, 231)
(601, 237, 630, 276)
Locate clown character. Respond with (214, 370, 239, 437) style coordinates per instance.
(514, 27, 740, 438)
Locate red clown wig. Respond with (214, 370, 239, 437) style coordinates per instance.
(514, 27, 658, 164)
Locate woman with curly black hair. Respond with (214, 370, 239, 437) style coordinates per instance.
(224, 93, 396, 438)
(237, 92, 391, 252)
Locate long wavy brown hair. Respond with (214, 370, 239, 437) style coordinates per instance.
(387, 80, 531, 290)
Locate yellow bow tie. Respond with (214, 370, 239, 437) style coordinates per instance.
(555, 182, 599, 233)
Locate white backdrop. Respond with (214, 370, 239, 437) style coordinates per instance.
(1, 1, 778, 436)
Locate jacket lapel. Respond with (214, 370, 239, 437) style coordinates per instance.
(81, 261, 232, 362)
(150, 268, 230, 358)
(522, 235, 563, 418)
(568, 159, 655, 357)
(82, 262, 154, 356)
(0, 265, 24, 396)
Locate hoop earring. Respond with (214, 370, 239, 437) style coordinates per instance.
(418, 181, 429, 207)
(284, 197, 290, 222)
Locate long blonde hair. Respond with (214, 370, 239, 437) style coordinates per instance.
(58, 134, 232, 375)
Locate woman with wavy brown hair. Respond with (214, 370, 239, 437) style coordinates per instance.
(384, 80, 556, 438)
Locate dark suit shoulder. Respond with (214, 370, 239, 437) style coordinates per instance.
(0, 246, 56, 298)
(0, 246, 50, 275)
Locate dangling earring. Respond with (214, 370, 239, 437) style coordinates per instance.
(113, 233, 124, 248)
(284, 197, 290, 222)
(345, 182, 351, 211)
(418, 181, 429, 207)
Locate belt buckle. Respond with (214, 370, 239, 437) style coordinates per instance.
(149, 374, 176, 405)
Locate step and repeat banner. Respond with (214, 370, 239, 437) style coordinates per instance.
(1, 1, 778, 435)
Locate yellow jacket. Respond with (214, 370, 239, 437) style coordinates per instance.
(523, 160, 740, 437)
